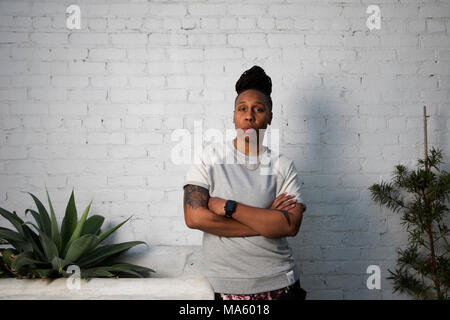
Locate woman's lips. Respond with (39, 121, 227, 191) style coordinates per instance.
(243, 128, 256, 134)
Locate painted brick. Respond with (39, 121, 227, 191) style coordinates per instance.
(0, 0, 448, 301)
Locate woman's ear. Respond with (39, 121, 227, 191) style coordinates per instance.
(267, 111, 273, 126)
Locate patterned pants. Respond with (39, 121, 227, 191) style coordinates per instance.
(214, 280, 304, 300)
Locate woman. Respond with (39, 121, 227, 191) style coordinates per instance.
(183, 65, 307, 300)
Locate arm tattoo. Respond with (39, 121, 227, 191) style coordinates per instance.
(183, 184, 210, 211)
(278, 210, 291, 226)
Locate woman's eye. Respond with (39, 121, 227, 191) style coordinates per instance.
(237, 106, 264, 112)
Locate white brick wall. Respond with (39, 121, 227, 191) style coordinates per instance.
(1, 0, 449, 300)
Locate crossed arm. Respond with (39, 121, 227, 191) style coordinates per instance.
(183, 184, 304, 239)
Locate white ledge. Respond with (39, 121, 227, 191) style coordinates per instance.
(0, 276, 214, 300)
(0, 245, 214, 300)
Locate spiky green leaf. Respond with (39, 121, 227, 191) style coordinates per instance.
(11, 252, 48, 271)
(38, 230, 59, 262)
(45, 186, 61, 252)
(0, 207, 25, 234)
(51, 256, 72, 273)
(0, 227, 25, 243)
(81, 215, 104, 236)
(80, 268, 115, 278)
(63, 199, 92, 258)
(26, 192, 51, 237)
(60, 189, 77, 254)
(110, 263, 155, 274)
(24, 209, 44, 231)
(97, 215, 132, 245)
(21, 224, 45, 260)
(64, 234, 100, 263)
(33, 268, 56, 278)
(1, 248, 16, 270)
(76, 241, 147, 268)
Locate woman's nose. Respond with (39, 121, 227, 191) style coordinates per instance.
(244, 110, 255, 121)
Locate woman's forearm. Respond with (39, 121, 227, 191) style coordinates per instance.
(232, 202, 293, 238)
(190, 206, 259, 237)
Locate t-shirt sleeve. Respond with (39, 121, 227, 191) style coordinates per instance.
(278, 160, 307, 212)
(182, 148, 211, 191)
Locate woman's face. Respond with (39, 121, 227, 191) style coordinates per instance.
(233, 89, 272, 144)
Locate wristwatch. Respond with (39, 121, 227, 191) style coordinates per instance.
(224, 200, 237, 218)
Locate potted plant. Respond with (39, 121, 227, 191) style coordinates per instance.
(368, 107, 449, 300)
(0, 187, 154, 280)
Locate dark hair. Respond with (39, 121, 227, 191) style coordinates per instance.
(235, 65, 272, 110)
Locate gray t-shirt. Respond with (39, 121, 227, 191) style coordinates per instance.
(183, 138, 307, 294)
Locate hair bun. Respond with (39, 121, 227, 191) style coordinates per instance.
(235, 65, 272, 97)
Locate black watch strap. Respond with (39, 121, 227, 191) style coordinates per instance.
(224, 200, 237, 218)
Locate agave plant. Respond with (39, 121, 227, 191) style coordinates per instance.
(0, 187, 154, 279)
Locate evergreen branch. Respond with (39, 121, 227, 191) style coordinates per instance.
(369, 181, 407, 214)
(387, 268, 433, 299)
(434, 171, 450, 203)
(393, 164, 409, 189)
(418, 147, 445, 172)
(369, 146, 449, 300)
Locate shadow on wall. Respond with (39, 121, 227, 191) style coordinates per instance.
(285, 87, 417, 299)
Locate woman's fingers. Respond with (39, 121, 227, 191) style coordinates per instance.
(277, 199, 297, 210)
(278, 199, 297, 210)
(271, 193, 289, 208)
(271, 193, 295, 209)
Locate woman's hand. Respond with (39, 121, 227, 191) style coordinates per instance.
(270, 192, 297, 211)
(208, 197, 227, 216)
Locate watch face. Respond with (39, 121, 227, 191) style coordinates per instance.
(225, 200, 236, 215)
